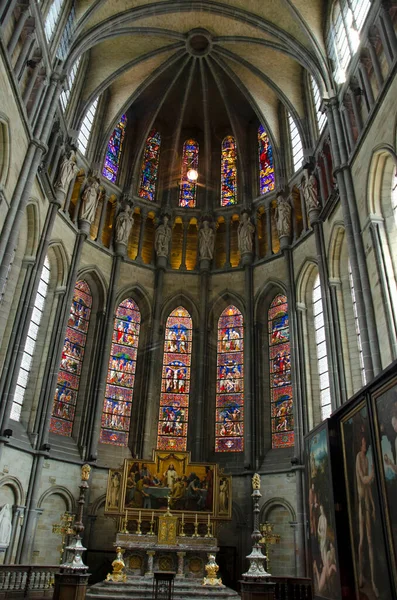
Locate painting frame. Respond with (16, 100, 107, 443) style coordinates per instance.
(305, 420, 342, 600)
(340, 398, 393, 600)
(371, 376, 397, 589)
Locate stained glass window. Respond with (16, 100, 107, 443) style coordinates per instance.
(138, 129, 161, 202)
(313, 275, 331, 420)
(102, 115, 127, 183)
(258, 125, 275, 195)
(60, 57, 81, 111)
(100, 298, 141, 446)
(179, 139, 199, 208)
(288, 113, 304, 173)
(50, 280, 92, 436)
(11, 257, 50, 422)
(44, 0, 64, 42)
(268, 294, 294, 448)
(157, 307, 192, 451)
(221, 136, 237, 206)
(215, 306, 244, 452)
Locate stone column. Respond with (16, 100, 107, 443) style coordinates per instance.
(135, 208, 147, 263)
(328, 279, 347, 404)
(316, 163, 327, 206)
(22, 60, 42, 105)
(326, 97, 381, 379)
(192, 256, 210, 461)
(368, 34, 384, 89)
(95, 192, 108, 243)
(242, 250, 254, 469)
(340, 102, 354, 152)
(358, 58, 375, 109)
(0, 0, 18, 28)
(176, 552, 185, 578)
(377, 3, 397, 66)
(295, 304, 309, 434)
(348, 87, 362, 134)
(7, 4, 29, 55)
(224, 217, 231, 268)
(299, 186, 308, 233)
(29, 75, 47, 123)
(179, 217, 188, 270)
(51, 140, 65, 184)
(265, 204, 273, 257)
(321, 151, 333, 198)
(145, 550, 155, 576)
(14, 32, 35, 80)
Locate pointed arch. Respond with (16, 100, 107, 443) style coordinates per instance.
(215, 305, 244, 452)
(157, 306, 192, 451)
(221, 136, 237, 206)
(258, 125, 275, 195)
(50, 280, 93, 436)
(100, 297, 141, 446)
(138, 129, 161, 202)
(102, 114, 127, 183)
(179, 139, 199, 208)
(268, 294, 293, 448)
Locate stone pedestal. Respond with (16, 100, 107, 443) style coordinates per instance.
(239, 578, 275, 600)
(279, 234, 290, 250)
(53, 571, 89, 600)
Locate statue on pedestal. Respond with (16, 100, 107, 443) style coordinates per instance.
(80, 176, 101, 224)
(275, 193, 292, 239)
(0, 504, 12, 546)
(238, 212, 255, 255)
(115, 205, 134, 245)
(303, 169, 320, 212)
(55, 150, 79, 195)
(199, 219, 215, 260)
(155, 215, 172, 258)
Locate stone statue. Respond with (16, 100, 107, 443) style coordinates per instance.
(115, 205, 134, 245)
(81, 464, 91, 481)
(80, 177, 101, 224)
(275, 193, 292, 238)
(0, 504, 12, 546)
(199, 220, 215, 260)
(55, 150, 79, 194)
(303, 170, 320, 212)
(237, 212, 255, 254)
(155, 215, 172, 257)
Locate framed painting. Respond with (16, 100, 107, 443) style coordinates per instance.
(341, 400, 393, 600)
(305, 421, 341, 599)
(371, 378, 397, 587)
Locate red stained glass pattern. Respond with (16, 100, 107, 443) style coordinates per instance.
(100, 298, 141, 446)
(221, 136, 237, 206)
(215, 306, 244, 452)
(102, 114, 127, 183)
(269, 294, 294, 448)
(138, 129, 161, 202)
(157, 307, 192, 451)
(179, 139, 199, 208)
(50, 281, 92, 436)
(258, 125, 275, 195)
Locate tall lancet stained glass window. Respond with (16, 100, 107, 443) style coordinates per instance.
(157, 307, 192, 451)
(179, 139, 199, 208)
(138, 129, 161, 202)
(215, 306, 244, 452)
(101, 298, 141, 446)
(221, 136, 237, 206)
(268, 294, 294, 448)
(258, 125, 275, 195)
(102, 114, 127, 183)
(50, 281, 92, 436)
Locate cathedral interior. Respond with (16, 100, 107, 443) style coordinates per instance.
(1, 0, 397, 598)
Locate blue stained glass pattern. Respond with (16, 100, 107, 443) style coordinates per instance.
(258, 125, 275, 195)
(221, 136, 237, 206)
(215, 306, 244, 452)
(179, 139, 199, 208)
(138, 129, 161, 202)
(102, 114, 127, 183)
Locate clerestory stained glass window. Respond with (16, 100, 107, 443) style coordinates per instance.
(268, 294, 294, 448)
(138, 129, 161, 202)
(100, 298, 141, 446)
(157, 307, 192, 451)
(179, 139, 199, 208)
(102, 115, 127, 183)
(50, 280, 92, 436)
(221, 136, 237, 206)
(258, 125, 275, 195)
(215, 306, 244, 452)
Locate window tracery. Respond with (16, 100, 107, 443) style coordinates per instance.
(221, 136, 237, 206)
(215, 305, 244, 452)
(102, 115, 127, 183)
(77, 98, 98, 156)
(138, 129, 161, 202)
(288, 113, 303, 173)
(179, 139, 199, 208)
(258, 125, 275, 195)
(313, 275, 331, 420)
(157, 307, 192, 451)
(268, 294, 294, 448)
(310, 76, 327, 134)
(100, 298, 141, 446)
(50, 280, 92, 436)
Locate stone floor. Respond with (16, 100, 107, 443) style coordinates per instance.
(86, 575, 241, 600)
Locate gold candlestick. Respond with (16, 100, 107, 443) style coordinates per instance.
(179, 513, 186, 537)
(205, 515, 212, 538)
(136, 511, 142, 535)
(259, 521, 280, 573)
(121, 511, 129, 534)
(148, 511, 155, 536)
(192, 514, 199, 537)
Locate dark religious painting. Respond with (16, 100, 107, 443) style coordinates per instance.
(258, 124, 275, 195)
(179, 139, 199, 208)
(100, 298, 141, 446)
(268, 294, 294, 448)
(341, 402, 392, 600)
(50, 280, 92, 436)
(157, 307, 192, 451)
(102, 114, 127, 183)
(372, 380, 397, 584)
(138, 129, 161, 202)
(221, 136, 237, 206)
(306, 424, 341, 599)
(215, 306, 244, 452)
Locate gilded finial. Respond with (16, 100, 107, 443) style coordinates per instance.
(252, 473, 260, 491)
(81, 464, 91, 481)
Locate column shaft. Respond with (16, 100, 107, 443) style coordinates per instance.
(224, 218, 231, 268)
(358, 61, 374, 109)
(179, 219, 188, 270)
(192, 266, 209, 461)
(7, 6, 29, 55)
(136, 210, 147, 262)
(265, 206, 273, 257)
(368, 38, 384, 89)
(243, 259, 254, 469)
